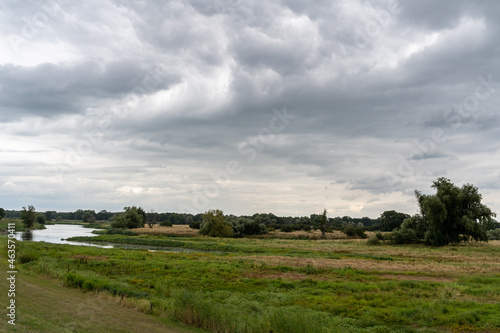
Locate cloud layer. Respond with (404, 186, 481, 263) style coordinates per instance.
(1, 0, 500, 217)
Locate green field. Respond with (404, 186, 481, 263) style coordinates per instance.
(2, 230, 500, 332)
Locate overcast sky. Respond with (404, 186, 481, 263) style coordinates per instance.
(1, 0, 499, 218)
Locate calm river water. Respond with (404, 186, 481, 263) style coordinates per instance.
(14, 224, 199, 252)
(14, 224, 113, 248)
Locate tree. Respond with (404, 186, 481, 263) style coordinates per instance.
(394, 178, 495, 246)
(315, 209, 328, 239)
(21, 206, 37, 229)
(111, 206, 145, 229)
(378, 210, 410, 231)
(229, 216, 267, 237)
(37, 214, 46, 225)
(199, 209, 233, 237)
(82, 211, 96, 223)
(44, 211, 57, 221)
(0, 208, 5, 220)
(146, 209, 157, 228)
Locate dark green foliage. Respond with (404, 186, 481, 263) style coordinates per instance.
(21, 205, 37, 229)
(37, 214, 46, 225)
(316, 209, 328, 239)
(189, 221, 201, 229)
(281, 225, 293, 232)
(110, 206, 145, 229)
(146, 209, 157, 228)
(199, 209, 233, 237)
(103, 228, 137, 236)
(0, 208, 5, 220)
(342, 226, 367, 239)
(419, 178, 493, 246)
(367, 233, 387, 246)
(44, 211, 57, 221)
(82, 211, 96, 223)
(160, 221, 173, 227)
(391, 215, 427, 244)
(392, 178, 495, 246)
(229, 217, 267, 237)
(377, 210, 410, 231)
(487, 229, 500, 240)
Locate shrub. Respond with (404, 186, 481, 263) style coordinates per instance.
(281, 225, 293, 233)
(391, 215, 427, 244)
(487, 228, 500, 240)
(160, 221, 173, 227)
(342, 226, 367, 239)
(37, 214, 46, 225)
(103, 228, 137, 236)
(189, 221, 201, 229)
(230, 217, 267, 237)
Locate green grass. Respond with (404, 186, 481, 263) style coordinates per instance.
(0, 239, 203, 333)
(0, 218, 46, 232)
(5, 234, 500, 332)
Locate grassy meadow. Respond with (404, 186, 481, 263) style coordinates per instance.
(3, 225, 500, 332)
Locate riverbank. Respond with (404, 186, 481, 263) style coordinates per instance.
(0, 219, 46, 232)
(0, 237, 204, 332)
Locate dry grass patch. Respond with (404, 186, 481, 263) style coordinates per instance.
(242, 255, 500, 276)
(134, 224, 199, 236)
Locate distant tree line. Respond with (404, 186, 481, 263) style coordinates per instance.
(5, 177, 498, 244)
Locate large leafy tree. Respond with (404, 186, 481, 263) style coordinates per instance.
(199, 209, 233, 237)
(415, 178, 494, 246)
(378, 210, 410, 231)
(111, 206, 145, 229)
(0, 208, 5, 220)
(317, 209, 328, 239)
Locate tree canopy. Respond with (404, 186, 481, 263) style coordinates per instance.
(111, 206, 146, 229)
(393, 178, 496, 246)
(378, 210, 410, 231)
(199, 209, 233, 237)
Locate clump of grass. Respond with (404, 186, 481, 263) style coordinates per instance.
(18, 248, 40, 264)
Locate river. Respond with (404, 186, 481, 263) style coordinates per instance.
(15, 224, 113, 248)
(14, 224, 200, 252)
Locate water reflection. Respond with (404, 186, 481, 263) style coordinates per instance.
(14, 224, 111, 248)
(21, 231, 33, 241)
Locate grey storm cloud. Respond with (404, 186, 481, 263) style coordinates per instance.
(1, 0, 500, 218)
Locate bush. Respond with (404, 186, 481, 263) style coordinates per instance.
(189, 221, 201, 229)
(281, 225, 293, 233)
(342, 226, 367, 239)
(230, 217, 267, 237)
(160, 221, 173, 227)
(103, 228, 137, 236)
(390, 215, 427, 244)
(487, 229, 500, 240)
(37, 214, 46, 225)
